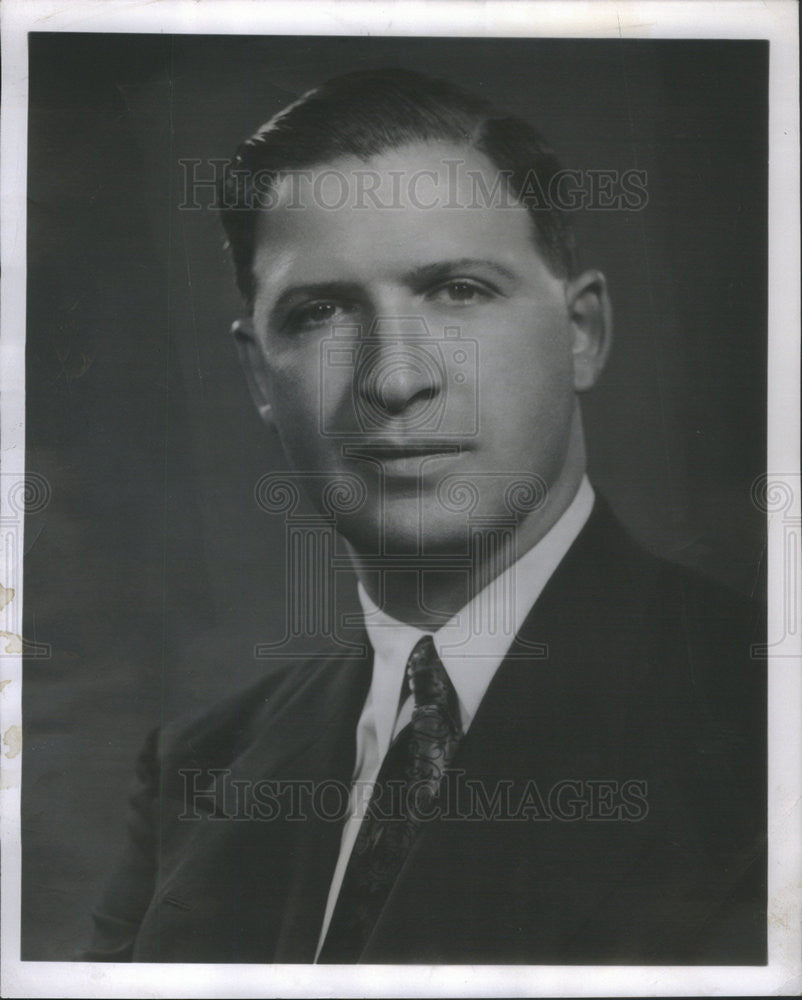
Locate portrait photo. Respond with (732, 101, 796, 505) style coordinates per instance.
(2, 2, 800, 997)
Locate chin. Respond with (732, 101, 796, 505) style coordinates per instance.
(336, 506, 471, 559)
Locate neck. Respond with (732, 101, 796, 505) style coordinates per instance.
(350, 406, 587, 628)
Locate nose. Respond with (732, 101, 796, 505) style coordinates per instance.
(356, 315, 444, 421)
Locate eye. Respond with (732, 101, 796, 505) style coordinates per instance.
(287, 300, 357, 331)
(428, 279, 494, 306)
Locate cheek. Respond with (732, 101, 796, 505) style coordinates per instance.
(478, 305, 573, 399)
(261, 337, 323, 417)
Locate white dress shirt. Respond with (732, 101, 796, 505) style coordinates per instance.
(314, 475, 595, 959)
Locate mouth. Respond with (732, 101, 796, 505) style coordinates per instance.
(347, 441, 472, 478)
(360, 442, 465, 459)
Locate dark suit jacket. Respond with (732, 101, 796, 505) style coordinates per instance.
(83, 499, 766, 964)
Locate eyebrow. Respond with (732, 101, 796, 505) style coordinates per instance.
(406, 258, 519, 287)
(267, 257, 519, 325)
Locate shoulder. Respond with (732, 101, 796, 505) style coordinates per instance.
(654, 554, 766, 745)
(581, 491, 763, 635)
(624, 514, 765, 688)
(154, 649, 337, 772)
(572, 491, 765, 729)
(650, 542, 764, 647)
(585, 498, 766, 843)
(600, 500, 766, 783)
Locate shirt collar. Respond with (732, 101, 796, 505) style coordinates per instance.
(358, 475, 595, 752)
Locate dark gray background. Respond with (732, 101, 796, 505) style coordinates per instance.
(23, 34, 767, 959)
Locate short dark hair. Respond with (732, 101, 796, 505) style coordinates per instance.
(219, 68, 578, 309)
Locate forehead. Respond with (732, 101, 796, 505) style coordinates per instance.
(251, 141, 547, 300)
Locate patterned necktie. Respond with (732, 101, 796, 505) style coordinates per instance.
(318, 634, 463, 963)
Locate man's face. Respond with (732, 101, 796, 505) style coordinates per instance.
(246, 142, 586, 555)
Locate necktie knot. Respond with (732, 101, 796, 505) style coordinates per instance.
(405, 634, 460, 733)
(406, 634, 446, 705)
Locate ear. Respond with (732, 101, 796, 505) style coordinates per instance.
(564, 270, 613, 392)
(231, 317, 275, 427)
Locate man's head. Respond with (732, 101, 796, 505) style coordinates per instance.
(220, 68, 578, 309)
(221, 69, 611, 560)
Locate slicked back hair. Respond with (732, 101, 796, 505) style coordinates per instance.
(219, 68, 578, 309)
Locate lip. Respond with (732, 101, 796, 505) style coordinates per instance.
(362, 443, 466, 459)
(352, 442, 472, 478)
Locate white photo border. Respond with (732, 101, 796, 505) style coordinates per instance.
(1, 1, 799, 997)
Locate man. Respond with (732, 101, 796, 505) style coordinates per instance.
(83, 68, 766, 964)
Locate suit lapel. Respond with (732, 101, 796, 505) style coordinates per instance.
(263, 640, 373, 960)
(360, 501, 663, 961)
(139, 498, 761, 963)
(232, 640, 373, 787)
(144, 638, 373, 963)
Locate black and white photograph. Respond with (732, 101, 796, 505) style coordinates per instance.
(1, 1, 799, 997)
